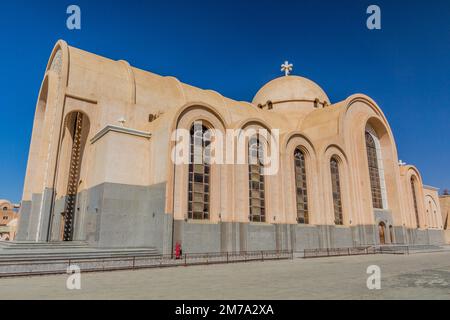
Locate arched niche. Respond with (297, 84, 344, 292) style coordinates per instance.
(283, 133, 319, 225)
(425, 195, 439, 229)
(235, 121, 278, 224)
(365, 117, 400, 215)
(322, 146, 353, 227)
(403, 167, 426, 229)
(341, 96, 403, 227)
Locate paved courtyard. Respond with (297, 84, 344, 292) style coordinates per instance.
(0, 251, 449, 300)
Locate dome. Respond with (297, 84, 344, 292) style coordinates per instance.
(252, 76, 330, 111)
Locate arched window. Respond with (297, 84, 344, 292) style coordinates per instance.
(294, 148, 309, 224)
(410, 177, 420, 228)
(365, 132, 383, 209)
(428, 200, 433, 227)
(188, 123, 211, 220)
(330, 157, 344, 225)
(248, 135, 266, 222)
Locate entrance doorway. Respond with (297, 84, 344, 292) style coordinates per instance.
(378, 222, 386, 245)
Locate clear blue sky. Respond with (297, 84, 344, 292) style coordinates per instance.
(0, 0, 449, 203)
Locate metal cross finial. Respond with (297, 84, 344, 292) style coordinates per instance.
(118, 117, 127, 128)
(281, 61, 293, 76)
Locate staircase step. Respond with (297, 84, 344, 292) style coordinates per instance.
(0, 241, 161, 264)
(377, 244, 443, 252)
(0, 248, 160, 262)
(0, 241, 89, 250)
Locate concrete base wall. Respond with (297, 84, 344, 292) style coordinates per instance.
(174, 221, 221, 254)
(427, 229, 445, 245)
(173, 221, 447, 254)
(17, 182, 447, 252)
(15, 200, 32, 241)
(16, 189, 55, 242)
(444, 230, 450, 244)
(37, 188, 54, 241)
(393, 227, 407, 244)
(16, 193, 43, 242)
(292, 225, 321, 251)
(246, 224, 277, 251)
(85, 183, 169, 252)
(18, 182, 170, 253)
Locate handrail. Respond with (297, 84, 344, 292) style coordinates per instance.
(303, 245, 410, 258)
(0, 250, 294, 278)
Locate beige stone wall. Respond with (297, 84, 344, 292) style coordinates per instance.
(439, 196, 450, 229)
(439, 196, 450, 243)
(21, 40, 440, 235)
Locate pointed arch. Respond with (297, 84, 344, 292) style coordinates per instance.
(283, 133, 318, 225)
(322, 145, 352, 226)
(169, 104, 227, 223)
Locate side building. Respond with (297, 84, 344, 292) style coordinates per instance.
(0, 200, 20, 241)
(439, 192, 450, 243)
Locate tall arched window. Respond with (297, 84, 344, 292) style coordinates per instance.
(365, 132, 384, 209)
(410, 177, 420, 228)
(188, 123, 211, 220)
(62, 111, 90, 241)
(294, 148, 309, 224)
(248, 135, 266, 222)
(330, 157, 343, 225)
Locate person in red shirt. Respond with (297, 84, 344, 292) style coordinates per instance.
(175, 242, 182, 259)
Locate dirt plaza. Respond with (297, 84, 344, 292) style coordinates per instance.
(0, 251, 449, 300)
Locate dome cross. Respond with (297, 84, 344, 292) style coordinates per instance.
(281, 61, 293, 76)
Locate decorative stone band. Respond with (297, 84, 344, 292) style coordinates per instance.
(258, 98, 329, 109)
(65, 88, 98, 104)
(423, 185, 440, 191)
(0, 226, 12, 232)
(90, 125, 152, 145)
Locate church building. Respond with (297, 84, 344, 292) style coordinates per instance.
(17, 40, 445, 254)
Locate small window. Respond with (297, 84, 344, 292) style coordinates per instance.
(330, 157, 344, 225)
(410, 178, 420, 228)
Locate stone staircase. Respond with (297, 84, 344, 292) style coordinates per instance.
(0, 241, 89, 250)
(377, 244, 444, 254)
(0, 241, 161, 262)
